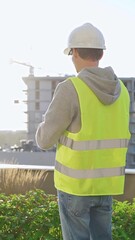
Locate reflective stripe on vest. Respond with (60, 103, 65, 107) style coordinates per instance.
(59, 135, 129, 151)
(55, 160, 125, 179)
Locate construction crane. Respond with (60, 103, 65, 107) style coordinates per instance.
(10, 59, 34, 76)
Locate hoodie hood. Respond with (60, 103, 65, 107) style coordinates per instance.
(78, 66, 121, 105)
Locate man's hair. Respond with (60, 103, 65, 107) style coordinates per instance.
(76, 48, 103, 61)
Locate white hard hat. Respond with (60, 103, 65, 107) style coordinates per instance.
(64, 23, 106, 55)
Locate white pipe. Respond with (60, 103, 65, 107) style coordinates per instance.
(125, 169, 135, 174)
(0, 164, 135, 174)
(0, 164, 54, 171)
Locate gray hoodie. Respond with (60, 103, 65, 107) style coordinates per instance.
(36, 66, 121, 150)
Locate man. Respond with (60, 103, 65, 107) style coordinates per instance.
(35, 23, 130, 240)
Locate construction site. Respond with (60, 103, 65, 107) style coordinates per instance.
(1, 60, 135, 167)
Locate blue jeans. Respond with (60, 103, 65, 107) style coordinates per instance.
(58, 191, 112, 240)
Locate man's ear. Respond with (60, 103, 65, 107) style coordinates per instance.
(73, 48, 79, 58)
(99, 51, 104, 60)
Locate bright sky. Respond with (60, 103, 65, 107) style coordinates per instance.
(0, 0, 135, 130)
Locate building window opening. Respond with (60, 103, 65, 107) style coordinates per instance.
(35, 91, 40, 99)
(35, 102, 40, 110)
(35, 80, 40, 89)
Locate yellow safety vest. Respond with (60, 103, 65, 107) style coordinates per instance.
(55, 77, 131, 196)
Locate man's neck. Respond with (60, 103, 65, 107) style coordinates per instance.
(77, 60, 99, 72)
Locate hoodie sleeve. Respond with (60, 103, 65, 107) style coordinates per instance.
(35, 80, 76, 150)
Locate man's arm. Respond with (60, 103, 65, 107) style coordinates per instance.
(35, 80, 76, 150)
